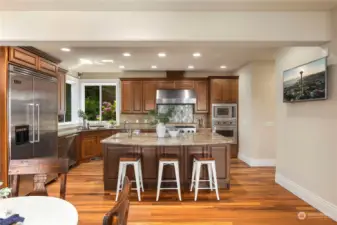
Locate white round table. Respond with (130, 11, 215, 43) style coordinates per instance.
(0, 196, 78, 225)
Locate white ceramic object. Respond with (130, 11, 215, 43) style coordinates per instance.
(156, 123, 166, 138)
(168, 130, 180, 138)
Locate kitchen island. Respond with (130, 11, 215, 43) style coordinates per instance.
(102, 132, 233, 191)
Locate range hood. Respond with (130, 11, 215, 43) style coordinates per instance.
(156, 89, 196, 104)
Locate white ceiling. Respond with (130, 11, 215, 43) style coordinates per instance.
(1, 0, 337, 11)
(33, 42, 283, 73)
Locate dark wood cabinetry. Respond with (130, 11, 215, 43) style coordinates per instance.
(210, 78, 238, 103)
(121, 81, 143, 113)
(174, 80, 194, 89)
(156, 81, 175, 89)
(142, 81, 157, 112)
(194, 80, 209, 113)
(79, 130, 117, 161)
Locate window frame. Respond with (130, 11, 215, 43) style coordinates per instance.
(80, 79, 120, 125)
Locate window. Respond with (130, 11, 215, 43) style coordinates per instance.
(82, 84, 118, 122)
(65, 83, 72, 122)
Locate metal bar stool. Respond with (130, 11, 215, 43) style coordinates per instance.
(115, 154, 144, 201)
(190, 154, 220, 201)
(156, 154, 182, 201)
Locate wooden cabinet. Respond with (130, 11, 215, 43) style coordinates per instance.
(174, 80, 194, 89)
(38, 58, 57, 76)
(8, 47, 58, 77)
(79, 130, 116, 161)
(194, 80, 209, 113)
(210, 78, 238, 103)
(121, 81, 143, 113)
(9, 47, 38, 70)
(142, 81, 157, 113)
(156, 81, 175, 89)
(58, 68, 67, 115)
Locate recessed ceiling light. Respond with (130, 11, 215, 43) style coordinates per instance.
(151, 65, 157, 69)
(158, 52, 166, 58)
(119, 65, 125, 69)
(61, 48, 71, 52)
(79, 58, 93, 65)
(101, 59, 114, 63)
(193, 52, 201, 58)
(123, 52, 131, 57)
(188, 65, 194, 69)
(220, 65, 227, 69)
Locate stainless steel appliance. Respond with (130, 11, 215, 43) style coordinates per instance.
(156, 89, 196, 104)
(174, 126, 196, 134)
(8, 64, 59, 195)
(212, 123, 237, 144)
(212, 103, 237, 120)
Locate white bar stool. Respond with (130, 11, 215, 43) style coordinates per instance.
(115, 154, 144, 201)
(156, 154, 182, 201)
(190, 154, 220, 201)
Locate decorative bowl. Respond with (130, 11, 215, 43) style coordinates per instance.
(168, 130, 180, 138)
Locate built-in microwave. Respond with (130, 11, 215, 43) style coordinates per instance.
(212, 104, 237, 120)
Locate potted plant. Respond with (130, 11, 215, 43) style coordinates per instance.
(0, 181, 11, 199)
(77, 109, 88, 129)
(147, 107, 174, 138)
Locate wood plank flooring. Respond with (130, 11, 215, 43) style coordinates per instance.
(48, 159, 336, 225)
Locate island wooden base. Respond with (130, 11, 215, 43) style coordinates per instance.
(103, 144, 231, 191)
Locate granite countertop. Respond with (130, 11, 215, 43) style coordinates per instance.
(101, 132, 233, 146)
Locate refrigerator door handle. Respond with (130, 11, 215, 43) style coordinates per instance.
(29, 103, 35, 143)
(36, 103, 40, 143)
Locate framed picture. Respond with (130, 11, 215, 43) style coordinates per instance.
(283, 57, 327, 102)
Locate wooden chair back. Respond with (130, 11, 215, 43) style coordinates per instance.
(8, 158, 69, 199)
(103, 177, 131, 225)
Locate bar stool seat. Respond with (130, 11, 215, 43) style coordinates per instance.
(190, 154, 220, 201)
(156, 154, 182, 201)
(115, 154, 144, 201)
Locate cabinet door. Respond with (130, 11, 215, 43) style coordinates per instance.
(174, 80, 194, 89)
(121, 81, 133, 113)
(132, 81, 143, 113)
(9, 47, 38, 70)
(81, 135, 98, 160)
(157, 81, 175, 89)
(194, 80, 209, 113)
(98, 131, 113, 156)
(38, 58, 58, 77)
(143, 81, 157, 112)
(210, 79, 223, 103)
(58, 70, 66, 114)
(222, 79, 238, 103)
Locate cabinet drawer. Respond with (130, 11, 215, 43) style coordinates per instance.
(38, 58, 58, 76)
(9, 48, 38, 69)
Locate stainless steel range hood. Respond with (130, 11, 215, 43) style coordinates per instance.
(156, 89, 196, 104)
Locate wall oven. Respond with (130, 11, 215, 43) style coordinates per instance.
(215, 126, 237, 144)
(212, 104, 237, 120)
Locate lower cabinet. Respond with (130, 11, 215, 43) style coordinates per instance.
(79, 130, 117, 161)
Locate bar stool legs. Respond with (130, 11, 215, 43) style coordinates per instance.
(190, 159, 220, 201)
(115, 158, 143, 201)
(156, 160, 182, 201)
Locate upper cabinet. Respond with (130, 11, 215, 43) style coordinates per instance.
(156, 81, 175, 89)
(121, 81, 143, 113)
(174, 80, 194, 89)
(142, 81, 157, 113)
(8, 47, 58, 77)
(210, 78, 238, 104)
(194, 80, 209, 113)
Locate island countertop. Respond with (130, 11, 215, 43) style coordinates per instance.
(101, 132, 233, 146)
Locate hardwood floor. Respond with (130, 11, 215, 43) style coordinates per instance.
(48, 159, 336, 225)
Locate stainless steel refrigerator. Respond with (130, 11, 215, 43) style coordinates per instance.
(8, 64, 58, 195)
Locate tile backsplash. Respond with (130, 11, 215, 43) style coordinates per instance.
(157, 104, 193, 123)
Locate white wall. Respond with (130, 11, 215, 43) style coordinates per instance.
(237, 62, 276, 166)
(274, 9, 337, 219)
(0, 11, 331, 42)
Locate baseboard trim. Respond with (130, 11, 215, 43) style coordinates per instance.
(238, 153, 276, 167)
(276, 173, 337, 222)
